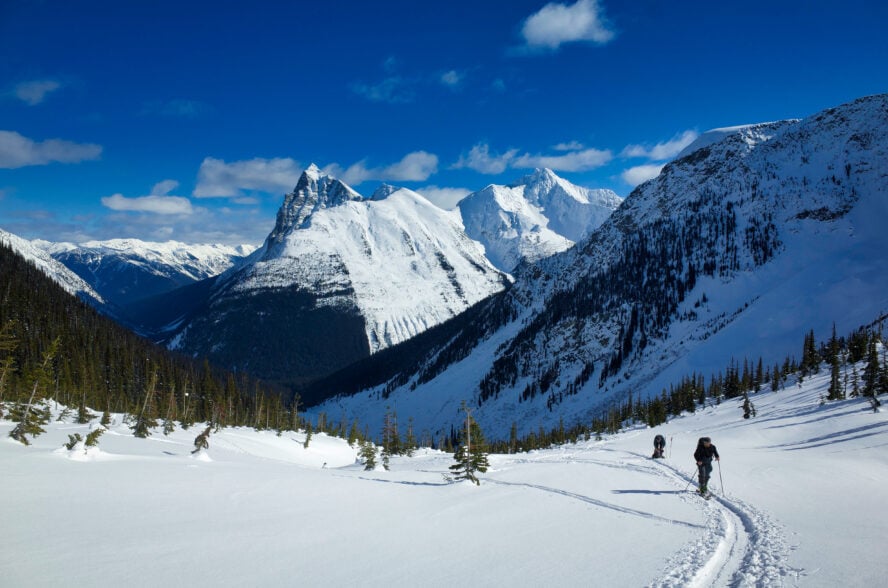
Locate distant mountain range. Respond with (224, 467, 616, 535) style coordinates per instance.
(34, 239, 255, 307)
(305, 94, 888, 439)
(4, 165, 615, 387)
(9, 94, 884, 440)
(0, 228, 105, 307)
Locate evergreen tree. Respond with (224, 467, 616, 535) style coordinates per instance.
(9, 337, 60, 446)
(404, 418, 417, 458)
(828, 350, 843, 400)
(131, 371, 159, 438)
(448, 406, 490, 485)
(65, 433, 83, 450)
(347, 419, 361, 446)
(303, 421, 313, 449)
(862, 338, 880, 395)
(862, 338, 883, 410)
(76, 393, 95, 424)
(880, 344, 888, 396)
(801, 329, 820, 375)
(192, 424, 211, 454)
(359, 440, 377, 471)
(381, 409, 402, 456)
(0, 320, 18, 411)
(851, 364, 861, 398)
(741, 391, 755, 419)
(85, 426, 105, 449)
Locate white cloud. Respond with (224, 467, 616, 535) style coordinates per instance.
(452, 143, 520, 175)
(623, 130, 699, 161)
(326, 151, 439, 186)
(14, 80, 62, 105)
(417, 185, 471, 210)
(151, 179, 180, 196)
(513, 147, 612, 171)
(553, 140, 585, 152)
(455, 142, 611, 174)
(382, 151, 439, 181)
(101, 193, 194, 215)
(231, 196, 259, 205)
(440, 70, 464, 87)
(521, 0, 615, 50)
(621, 164, 665, 187)
(193, 157, 302, 197)
(351, 76, 415, 103)
(0, 130, 102, 168)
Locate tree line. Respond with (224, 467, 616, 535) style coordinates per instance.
(3, 241, 885, 485)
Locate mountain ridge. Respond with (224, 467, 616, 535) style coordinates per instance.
(308, 93, 888, 440)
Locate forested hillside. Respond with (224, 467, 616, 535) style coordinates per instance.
(0, 242, 288, 428)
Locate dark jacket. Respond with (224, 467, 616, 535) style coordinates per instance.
(694, 441, 719, 463)
(654, 434, 665, 447)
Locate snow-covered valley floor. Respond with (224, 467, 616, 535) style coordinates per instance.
(2, 371, 886, 587)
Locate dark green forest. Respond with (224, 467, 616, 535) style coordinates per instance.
(0, 242, 293, 431)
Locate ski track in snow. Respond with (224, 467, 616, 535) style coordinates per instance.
(492, 448, 798, 587)
(634, 452, 800, 587)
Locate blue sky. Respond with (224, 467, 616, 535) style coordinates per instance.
(1, 0, 886, 246)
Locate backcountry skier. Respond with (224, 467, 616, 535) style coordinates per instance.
(652, 434, 666, 458)
(694, 437, 720, 495)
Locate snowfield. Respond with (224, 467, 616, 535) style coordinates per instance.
(2, 373, 885, 587)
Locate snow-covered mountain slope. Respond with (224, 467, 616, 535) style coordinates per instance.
(35, 238, 255, 307)
(457, 168, 622, 271)
(0, 228, 105, 306)
(169, 165, 510, 384)
(313, 94, 888, 440)
(3, 369, 885, 586)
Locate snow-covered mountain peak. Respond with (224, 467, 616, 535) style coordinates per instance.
(369, 183, 400, 201)
(266, 165, 363, 248)
(168, 169, 511, 382)
(457, 168, 622, 271)
(510, 167, 574, 201)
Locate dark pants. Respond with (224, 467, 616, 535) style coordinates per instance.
(698, 462, 713, 489)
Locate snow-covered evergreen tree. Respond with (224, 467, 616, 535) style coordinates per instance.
(449, 407, 490, 485)
(359, 440, 377, 471)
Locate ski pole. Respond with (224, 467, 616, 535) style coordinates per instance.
(683, 464, 698, 492)
(717, 460, 725, 494)
(669, 436, 673, 459)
